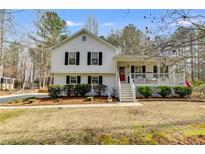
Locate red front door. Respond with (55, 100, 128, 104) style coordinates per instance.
(119, 67, 125, 81)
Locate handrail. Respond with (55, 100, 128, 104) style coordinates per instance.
(129, 73, 136, 101)
(117, 71, 121, 102)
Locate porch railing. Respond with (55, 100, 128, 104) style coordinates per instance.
(129, 73, 136, 101)
(130, 72, 184, 85)
(117, 71, 121, 101)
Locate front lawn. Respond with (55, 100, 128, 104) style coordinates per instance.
(0, 101, 204, 144)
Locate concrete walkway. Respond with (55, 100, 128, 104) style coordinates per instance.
(0, 93, 49, 103)
(0, 102, 142, 110)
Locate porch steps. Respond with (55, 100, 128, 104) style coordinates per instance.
(120, 83, 135, 102)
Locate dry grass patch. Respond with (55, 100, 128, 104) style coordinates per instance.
(0, 101, 205, 144)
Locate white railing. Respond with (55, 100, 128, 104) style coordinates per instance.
(129, 73, 136, 101)
(130, 72, 184, 85)
(117, 72, 121, 101)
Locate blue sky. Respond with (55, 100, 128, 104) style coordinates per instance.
(13, 9, 166, 37)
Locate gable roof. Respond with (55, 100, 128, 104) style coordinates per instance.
(51, 28, 118, 50)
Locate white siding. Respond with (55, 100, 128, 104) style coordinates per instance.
(53, 73, 116, 92)
(51, 33, 117, 74)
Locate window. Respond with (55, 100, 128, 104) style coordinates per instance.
(91, 52, 99, 65)
(70, 76, 77, 84)
(82, 36, 86, 41)
(68, 52, 76, 65)
(91, 76, 99, 84)
(135, 66, 142, 73)
(160, 66, 168, 73)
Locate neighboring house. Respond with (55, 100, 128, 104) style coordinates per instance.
(0, 77, 15, 90)
(51, 28, 185, 102)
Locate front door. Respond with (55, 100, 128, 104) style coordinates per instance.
(119, 67, 125, 81)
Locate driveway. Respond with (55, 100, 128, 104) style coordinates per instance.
(0, 93, 49, 103)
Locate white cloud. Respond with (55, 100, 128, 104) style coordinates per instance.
(66, 20, 83, 27)
(173, 19, 196, 27)
(102, 22, 115, 27)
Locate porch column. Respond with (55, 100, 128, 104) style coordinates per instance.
(5, 77, 7, 90)
(173, 66, 176, 85)
(157, 63, 160, 83)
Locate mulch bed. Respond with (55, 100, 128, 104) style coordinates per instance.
(0, 96, 118, 106)
(0, 90, 11, 96)
(137, 96, 205, 102)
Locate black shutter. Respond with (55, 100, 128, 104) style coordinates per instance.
(99, 76, 103, 84)
(131, 66, 134, 73)
(99, 52, 102, 65)
(153, 66, 157, 73)
(142, 66, 146, 73)
(88, 76, 91, 84)
(76, 52, 80, 65)
(87, 52, 91, 65)
(66, 76, 70, 84)
(77, 76, 81, 84)
(166, 66, 169, 73)
(65, 52, 68, 65)
(142, 66, 146, 78)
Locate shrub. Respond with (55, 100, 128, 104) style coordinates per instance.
(48, 85, 62, 98)
(94, 84, 107, 96)
(86, 96, 94, 101)
(138, 86, 153, 98)
(75, 84, 91, 96)
(173, 86, 192, 97)
(157, 86, 172, 98)
(63, 84, 74, 96)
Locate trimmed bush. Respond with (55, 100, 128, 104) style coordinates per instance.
(173, 86, 192, 97)
(63, 84, 74, 96)
(157, 86, 172, 98)
(48, 85, 62, 98)
(94, 84, 107, 96)
(138, 86, 153, 98)
(75, 84, 91, 96)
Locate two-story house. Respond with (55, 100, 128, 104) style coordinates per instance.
(51, 28, 185, 102)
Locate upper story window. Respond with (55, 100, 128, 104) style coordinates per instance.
(65, 52, 80, 65)
(91, 52, 99, 65)
(87, 52, 102, 65)
(68, 52, 76, 65)
(82, 36, 86, 41)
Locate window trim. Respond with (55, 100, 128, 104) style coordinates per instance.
(134, 66, 143, 73)
(91, 52, 99, 65)
(70, 76, 77, 84)
(91, 76, 99, 84)
(82, 35, 86, 41)
(68, 52, 77, 65)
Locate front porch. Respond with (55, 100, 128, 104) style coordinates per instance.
(115, 55, 185, 86)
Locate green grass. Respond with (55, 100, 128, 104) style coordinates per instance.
(184, 124, 205, 137)
(0, 110, 26, 123)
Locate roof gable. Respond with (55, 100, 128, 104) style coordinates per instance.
(51, 28, 118, 50)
